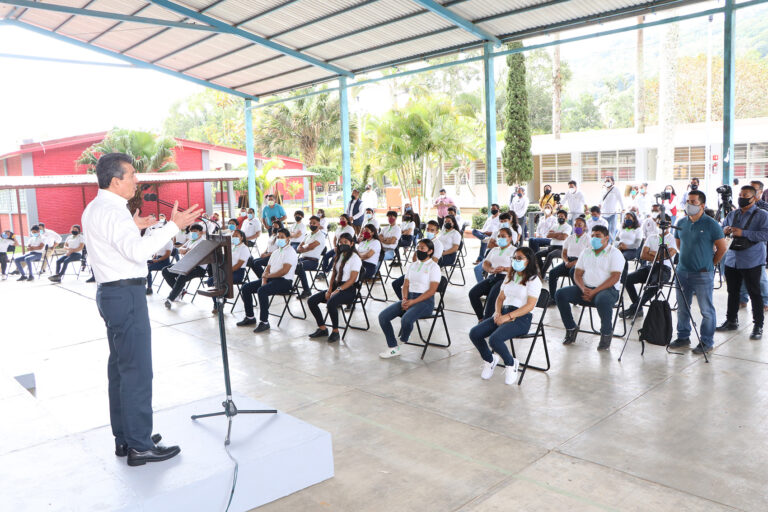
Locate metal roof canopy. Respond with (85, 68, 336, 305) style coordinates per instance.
(0, 0, 731, 100)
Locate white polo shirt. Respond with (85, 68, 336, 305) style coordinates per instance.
(562, 233, 590, 259)
(290, 221, 306, 240)
(265, 235, 279, 254)
(26, 235, 45, 253)
(430, 238, 444, 261)
(152, 239, 174, 260)
(642, 217, 660, 239)
(336, 225, 356, 240)
(358, 238, 381, 264)
(484, 246, 513, 274)
(266, 245, 298, 281)
(0, 237, 15, 252)
(438, 229, 461, 252)
(480, 216, 500, 233)
(65, 234, 85, 253)
(564, 189, 587, 216)
(549, 222, 572, 247)
(500, 274, 542, 308)
(400, 220, 416, 235)
(644, 232, 676, 268)
(319, 217, 329, 233)
(586, 216, 609, 232)
(576, 245, 625, 290)
(241, 218, 261, 238)
(334, 252, 362, 282)
(616, 227, 643, 249)
(300, 230, 326, 259)
(232, 243, 251, 266)
(535, 215, 557, 238)
(405, 259, 441, 294)
(363, 215, 379, 231)
(380, 224, 401, 250)
(181, 236, 207, 270)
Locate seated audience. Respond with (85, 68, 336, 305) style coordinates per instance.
(37, 222, 61, 273)
(391, 221, 443, 299)
(616, 212, 643, 261)
(379, 211, 402, 262)
(144, 235, 173, 295)
(468, 228, 514, 320)
(399, 212, 416, 249)
(252, 220, 283, 278)
(0, 230, 16, 278)
(472, 204, 501, 264)
(528, 206, 557, 254)
(163, 223, 207, 308)
(241, 208, 262, 247)
(14, 225, 44, 281)
(289, 210, 306, 249)
(296, 216, 327, 298)
(363, 207, 380, 231)
(317, 208, 329, 233)
(206, 229, 250, 314)
(321, 214, 355, 273)
(586, 206, 609, 233)
(357, 223, 383, 279)
(535, 209, 572, 274)
(437, 214, 461, 267)
(48, 224, 85, 283)
(547, 216, 590, 305)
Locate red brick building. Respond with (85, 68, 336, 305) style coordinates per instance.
(0, 132, 304, 236)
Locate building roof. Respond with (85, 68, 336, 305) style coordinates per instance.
(0, 0, 706, 100)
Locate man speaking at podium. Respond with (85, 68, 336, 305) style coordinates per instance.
(82, 153, 202, 466)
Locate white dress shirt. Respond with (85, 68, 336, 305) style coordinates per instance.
(535, 215, 558, 238)
(64, 234, 85, 254)
(361, 190, 378, 212)
(600, 186, 624, 216)
(510, 195, 528, 220)
(480, 216, 500, 234)
(82, 189, 180, 283)
(40, 229, 62, 248)
(564, 189, 587, 216)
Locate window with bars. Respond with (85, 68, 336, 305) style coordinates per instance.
(540, 153, 572, 182)
(0, 189, 27, 214)
(471, 159, 505, 185)
(734, 142, 768, 178)
(673, 146, 706, 180)
(581, 150, 634, 181)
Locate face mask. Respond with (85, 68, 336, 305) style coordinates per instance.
(498, 237, 509, 248)
(690, 183, 698, 191)
(365, 213, 372, 219)
(362, 231, 372, 240)
(590, 237, 603, 250)
(404, 216, 412, 222)
(624, 220, 633, 228)
(338, 244, 352, 253)
(212, 217, 219, 223)
(500, 222, 510, 228)
(309, 224, 318, 232)
(569, 187, 575, 192)
(544, 210, 552, 216)
(276, 238, 287, 248)
(295, 216, 302, 222)
(247, 213, 254, 220)
(512, 259, 526, 272)
(228, 224, 237, 231)
(591, 215, 599, 222)
(517, 192, 523, 197)
(1, 233, 6, 239)
(490, 209, 499, 215)
(388, 218, 396, 225)
(339, 220, 347, 226)
(685, 203, 702, 216)
(557, 217, 566, 225)
(630, 190, 637, 197)
(640, 189, 646, 195)
(444, 223, 453, 230)
(232, 237, 241, 245)
(425, 232, 435, 240)
(416, 250, 429, 261)
(604, 181, 612, 188)
(574, 227, 584, 236)
(268, 200, 275, 207)
(71, 230, 79, 236)
(240, 211, 247, 216)
(651, 212, 660, 219)
(738, 197, 754, 208)
(544, 188, 551, 194)
(189, 232, 200, 241)
(318, 212, 324, 218)
(405, 207, 412, 212)
(39, 228, 45, 233)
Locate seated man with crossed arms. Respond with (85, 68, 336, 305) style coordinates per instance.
(295, 215, 327, 298)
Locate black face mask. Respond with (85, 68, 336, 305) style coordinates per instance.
(490, 209, 499, 215)
(295, 217, 302, 222)
(738, 197, 754, 208)
(416, 250, 429, 261)
(404, 216, 412, 222)
(309, 225, 318, 232)
(444, 224, 453, 230)
(690, 184, 698, 191)
(338, 244, 351, 253)
(544, 188, 551, 194)
(71, 230, 79, 236)
(557, 217, 566, 225)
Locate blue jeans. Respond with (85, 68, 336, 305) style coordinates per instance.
(469, 306, 532, 366)
(378, 292, 435, 348)
(676, 270, 716, 348)
(146, 259, 171, 287)
(321, 249, 335, 273)
(472, 229, 490, 261)
(555, 285, 619, 335)
(528, 237, 550, 254)
(438, 253, 456, 268)
(474, 262, 485, 283)
(468, 274, 504, 320)
(739, 267, 768, 303)
(56, 253, 82, 276)
(15, 252, 42, 277)
(605, 214, 618, 239)
(621, 248, 641, 262)
(383, 249, 396, 261)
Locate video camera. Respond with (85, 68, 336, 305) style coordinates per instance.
(716, 184, 734, 220)
(654, 190, 672, 202)
(553, 192, 567, 204)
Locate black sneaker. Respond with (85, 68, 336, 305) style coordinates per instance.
(562, 328, 578, 345)
(146, 288, 153, 296)
(308, 328, 329, 338)
(299, 290, 312, 299)
(597, 334, 612, 351)
(327, 331, 340, 343)
(750, 326, 763, 340)
(26, 276, 34, 281)
(10, 270, 19, 275)
(254, 322, 270, 333)
(692, 344, 713, 355)
(316, 272, 326, 279)
(164, 299, 171, 309)
(669, 337, 691, 348)
(236, 317, 257, 327)
(16, 276, 27, 281)
(715, 320, 738, 332)
(86, 276, 95, 283)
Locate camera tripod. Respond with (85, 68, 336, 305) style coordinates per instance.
(618, 222, 710, 363)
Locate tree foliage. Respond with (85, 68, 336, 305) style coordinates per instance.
(501, 42, 533, 187)
(162, 89, 244, 148)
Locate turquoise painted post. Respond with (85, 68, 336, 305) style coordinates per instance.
(340, 77, 351, 207)
(245, 98, 257, 208)
(722, 0, 735, 186)
(483, 42, 498, 209)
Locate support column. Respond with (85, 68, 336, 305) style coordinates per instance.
(340, 77, 351, 207)
(722, 0, 735, 186)
(245, 98, 257, 208)
(483, 42, 498, 209)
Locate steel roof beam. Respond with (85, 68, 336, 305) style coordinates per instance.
(146, 0, 353, 78)
(408, 0, 500, 44)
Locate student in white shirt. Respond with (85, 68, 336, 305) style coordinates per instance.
(0, 230, 17, 278)
(144, 237, 173, 295)
(634, 183, 651, 218)
(471, 204, 501, 264)
(547, 216, 590, 305)
(236, 228, 298, 332)
(163, 223, 208, 307)
(252, 220, 283, 279)
(437, 214, 461, 267)
(469, 246, 542, 385)
(615, 212, 643, 261)
(379, 239, 441, 359)
(36, 222, 62, 274)
(468, 228, 514, 321)
(362, 208, 380, 232)
(556, 225, 625, 350)
(620, 214, 677, 319)
(586, 205, 610, 233)
(391, 220, 444, 299)
(201, 213, 221, 235)
(14, 224, 45, 281)
(241, 209, 262, 248)
(528, 206, 557, 254)
(48, 224, 85, 283)
(295, 216, 327, 297)
(535, 209, 572, 274)
(564, 180, 587, 224)
(316, 209, 329, 233)
(510, 186, 529, 239)
(320, 214, 355, 273)
(399, 212, 416, 248)
(357, 223, 383, 279)
(307, 233, 362, 343)
(205, 229, 251, 314)
(600, 176, 624, 238)
(642, 204, 661, 241)
(447, 206, 463, 233)
(289, 210, 306, 250)
(379, 210, 402, 261)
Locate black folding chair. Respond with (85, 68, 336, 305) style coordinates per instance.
(267, 275, 308, 326)
(402, 276, 451, 359)
(444, 239, 466, 286)
(323, 270, 370, 340)
(364, 250, 389, 303)
(575, 279, 628, 338)
(228, 265, 253, 313)
(496, 289, 551, 385)
(382, 243, 404, 283)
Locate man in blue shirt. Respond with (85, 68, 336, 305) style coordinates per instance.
(671, 190, 728, 354)
(261, 194, 287, 231)
(717, 185, 768, 340)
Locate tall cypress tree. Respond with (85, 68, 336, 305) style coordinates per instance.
(502, 41, 533, 186)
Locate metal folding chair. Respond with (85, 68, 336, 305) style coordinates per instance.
(267, 275, 308, 326)
(496, 289, 551, 385)
(402, 276, 451, 359)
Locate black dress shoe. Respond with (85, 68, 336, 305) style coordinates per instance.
(254, 322, 270, 333)
(127, 444, 181, 466)
(750, 326, 763, 340)
(327, 331, 340, 343)
(236, 317, 257, 327)
(308, 328, 328, 338)
(715, 320, 739, 332)
(116, 433, 163, 457)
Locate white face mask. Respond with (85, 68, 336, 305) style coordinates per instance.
(604, 181, 612, 188)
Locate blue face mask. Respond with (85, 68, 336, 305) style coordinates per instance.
(1, 233, 7, 239)
(500, 222, 510, 228)
(30, 232, 39, 238)
(590, 237, 603, 250)
(232, 237, 241, 245)
(228, 224, 237, 231)
(276, 238, 287, 248)
(591, 216, 599, 222)
(498, 237, 509, 248)
(512, 259, 526, 272)
(189, 232, 200, 241)
(425, 232, 435, 240)
(247, 213, 254, 220)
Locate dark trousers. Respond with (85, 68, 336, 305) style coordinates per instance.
(206, 268, 245, 302)
(362, 261, 377, 279)
(146, 259, 171, 288)
(0, 252, 7, 274)
(241, 277, 292, 322)
(535, 245, 560, 274)
(626, 264, 671, 309)
(297, 258, 319, 292)
(308, 287, 356, 329)
(399, 235, 413, 248)
(392, 275, 405, 300)
(555, 285, 619, 335)
(468, 274, 505, 320)
(96, 283, 154, 451)
(725, 265, 765, 327)
(548, 259, 577, 301)
(321, 249, 335, 272)
(528, 237, 550, 254)
(251, 255, 270, 278)
(163, 265, 207, 301)
(56, 253, 82, 276)
(469, 306, 532, 366)
(438, 253, 456, 268)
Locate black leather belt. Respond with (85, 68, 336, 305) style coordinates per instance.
(100, 278, 147, 287)
(301, 257, 319, 262)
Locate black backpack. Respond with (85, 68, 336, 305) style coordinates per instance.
(638, 300, 672, 346)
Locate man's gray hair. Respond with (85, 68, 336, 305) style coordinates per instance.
(95, 153, 133, 189)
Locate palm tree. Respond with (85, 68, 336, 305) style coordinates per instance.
(76, 129, 178, 213)
(233, 158, 285, 211)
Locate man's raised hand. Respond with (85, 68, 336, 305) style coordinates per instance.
(170, 201, 204, 230)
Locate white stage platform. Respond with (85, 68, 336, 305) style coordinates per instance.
(0, 393, 334, 512)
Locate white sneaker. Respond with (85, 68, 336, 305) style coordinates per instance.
(481, 353, 500, 380)
(379, 346, 401, 359)
(504, 359, 520, 385)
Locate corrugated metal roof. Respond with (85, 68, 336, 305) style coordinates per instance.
(2, 0, 706, 98)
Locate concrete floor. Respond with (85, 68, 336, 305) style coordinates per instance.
(1, 241, 765, 512)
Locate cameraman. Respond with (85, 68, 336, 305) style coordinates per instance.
(669, 191, 728, 354)
(717, 185, 768, 340)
